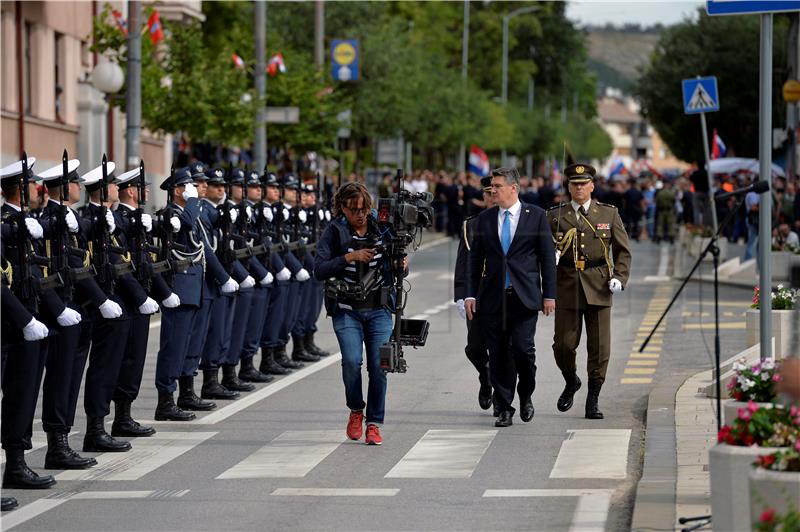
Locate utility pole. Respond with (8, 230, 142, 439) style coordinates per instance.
(526, 75, 534, 179)
(458, 0, 469, 173)
(125, 1, 141, 169)
(758, 14, 773, 360)
(255, 1, 266, 171)
(314, 1, 325, 71)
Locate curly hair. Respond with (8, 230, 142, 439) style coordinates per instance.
(332, 182, 373, 218)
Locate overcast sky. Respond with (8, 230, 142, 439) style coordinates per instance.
(566, 0, 705, 27)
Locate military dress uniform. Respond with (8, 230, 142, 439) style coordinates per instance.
(547, 163, 631, 419)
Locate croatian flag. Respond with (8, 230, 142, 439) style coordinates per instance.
(468, 145, 489, 177)
(267, 53, 287, 77)
(232, 53, 245, 69)
(711, 129, 727, 159)
(609, 159, 626, 176)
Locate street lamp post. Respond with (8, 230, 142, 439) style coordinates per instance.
(501, 5, 540, 167)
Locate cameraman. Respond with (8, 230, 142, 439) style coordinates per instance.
(314, 183, 408, 446)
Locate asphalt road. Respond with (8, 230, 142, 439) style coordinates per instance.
(1, 234, 750, 531)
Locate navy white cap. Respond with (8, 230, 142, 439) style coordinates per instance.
(228, 168, 246, 185)
(0, 157, 37, 186)
(246, 171, 261, 186)
(188, 162, 207, 180)
(38, 159, 80, 184)
(81, 161, 116, 190)
(115, 167, 151, 190)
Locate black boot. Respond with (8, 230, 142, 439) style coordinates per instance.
(274, 344, 303, 369)
(239, 356, 274, 383)
(44, 431, 96, 470)
(585, 379, 604, 420)
(177, 376, 217, 411)
(155, 391, 196, 421)
(291, 335, 320, 363)
(259, 347, 291, 375)
(83, 416, 131, 452)
(2, 449, 56, 489)
(557, 373, 582, 413)
(201, 369, 240, 400)
(1, 497, 18, 511)
(221, 365, 255, 392)
(304, 332, 331, 357)
(111, 400, 156, 437)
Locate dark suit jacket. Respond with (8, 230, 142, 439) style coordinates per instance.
(466, 202, 556, 314)
(454, 216, 478, 302)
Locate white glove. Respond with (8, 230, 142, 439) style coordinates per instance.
(263, 207, 274, 222)
(456, 299, 466, 320)
(161, 293, 181, 308)
(608, 278, 623, 294)
(170, 216, 181, 232)
(65, 209, 79, 233)
(56, 307, 82, 327)
(229, 208, 238, 223)
(141, 213, 153, 232)
(298, 210, 308, 223)
(221, 277, 239, 294)
(295, 268, 310, 282)
(240, 275, 256, 289)
(22, 317, 49, 341)
(245, 206, 253, 219)
(99, 299, 123, 319)
(104, 209, 116, 233)
(325, 211, 331, 222)
(260, 272, 274, 286)
(138, 297, 159, 315)
(282, 207, 290, 221)
(276, 267, 291, 282)
(182, 183, 198, 200)
(555, 250, 561, 265)
(318, 209, 325, 221)
(25, 217, 43, 239)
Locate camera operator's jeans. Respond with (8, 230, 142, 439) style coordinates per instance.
(333, 307, 393, 426)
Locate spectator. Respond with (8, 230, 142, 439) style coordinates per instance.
(743, 189, 760, 262)
(623, 178, 644, 242)
(772, 223, 799, 251)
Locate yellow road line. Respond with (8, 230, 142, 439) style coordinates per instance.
(683, 322, 746, 330)
(628, 360, 658, 366)
(630, 353, 660, 358)
(621, 378, 653, 384)
(625, 368, 656, 375)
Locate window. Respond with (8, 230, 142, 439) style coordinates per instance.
(55, 32, 63, 122)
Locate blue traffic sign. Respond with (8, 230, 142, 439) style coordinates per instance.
(707, 1, 800, 16)
(331, 39, 359, 81)
(682, 77, 720, 115)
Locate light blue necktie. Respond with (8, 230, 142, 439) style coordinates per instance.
(501, 210, 511, 288)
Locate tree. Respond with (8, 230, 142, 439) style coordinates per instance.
(637, 9, 789, 162)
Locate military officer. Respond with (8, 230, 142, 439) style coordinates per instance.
(547, 163, 631, 419)
(654, 178, 677, 244)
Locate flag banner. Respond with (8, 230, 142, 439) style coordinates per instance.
(112, 9, 127, 36)
(147, 10, 164, 45)
(468, 145, 490, 177)
(711, 129, 727, 159)
(267, 53, 287, 77)
(232, 53, 245, 69)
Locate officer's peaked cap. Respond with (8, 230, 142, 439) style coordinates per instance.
(38, 159, 80, 185)
(564, 163, 596, 183)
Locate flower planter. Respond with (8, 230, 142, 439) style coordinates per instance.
(688, 236, 728, 261)
(749, 468, 800, 529)
(709, 443, 784, 532)
(770, 252, 800, 281)
(723, 400, 775, 426)
(745, 309, 795, 360)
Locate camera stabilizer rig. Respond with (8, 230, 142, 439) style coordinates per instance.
(375, 169, 434, 373)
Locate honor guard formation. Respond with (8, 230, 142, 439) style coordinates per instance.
(0, 153, 331, 511)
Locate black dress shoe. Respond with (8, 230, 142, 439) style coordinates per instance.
(1, 497, 18, 511)
(495, 411, 513, 427)
(520, 396, 535, 423)
(239, 357, 274, 382)
(3, 450, 56, 489)
(201, 370, 240, 400)
(221, 365, 255, 392)
(155, 392, 196, 421)
(83, 418, 131, 453)
(557, 374, 582, 413)
(478, 382, 492, 410)
(493, 405, 501, 417)
(111, 400, 156, 437)
(304, 332, 331, 357)
(44, 432, 97, 469)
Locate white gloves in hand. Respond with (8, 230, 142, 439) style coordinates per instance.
(263, 207, 274, 222)
(298, 210, 307, 223)
(182, 183, 198, 200)
(138, 297, 160, 315)
(104, 209, 116, 233)
(295, 268, 310, 282)
(23, 317, 49, 341)
(65, 209, 79, 233)
(228, 208, 238, 224)
(325, 210, 331, 222)
(240, 275, 256, 289)
(141, 213, 153, 232)
(56, 307, 82, 327)
(318, 209, 325, 221)
(221, 277, 239, 294)
(170, 216, 181, 232)
(282, 207, 290, 221)
(555, 250, 561, 265)
(161, 293, 181, 308)
(456, 299, 466, 320)
(99, 299, 123, 319)
(608, 278, 623, 294)
(25, 217, 43, 239)
(245, 206, 253, 220)
(260, 272, 274, 286)
(276, 267, 291, 282)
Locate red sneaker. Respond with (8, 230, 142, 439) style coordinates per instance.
(365, 424, 382, 445)
(346, 410, 364, 440)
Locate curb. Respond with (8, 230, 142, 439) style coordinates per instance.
(630, 369, 696, 532)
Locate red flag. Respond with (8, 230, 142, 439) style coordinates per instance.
(147, 10, 164, 45)
(711, 129, 727, 159)
(112, 9, 127, 36)
(232, 53, 245, 69)
(267, 53, 286, 77)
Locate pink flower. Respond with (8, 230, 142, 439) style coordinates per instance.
(773, 374, 782, 383)
(747, 400, 760, 413)
(791, 406, 800, 418)
(795, 440, 800, 452)
(727, 379, 736, 390)
(738, 407, 753, 421)
(760, 508, 775, 524)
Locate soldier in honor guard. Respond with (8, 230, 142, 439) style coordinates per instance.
(154, 167, 206, 420)
(454, 175, 495, 412)
(547, 163, 632, 419)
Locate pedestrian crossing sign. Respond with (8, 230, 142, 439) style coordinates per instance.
(682, 77, 720, 114)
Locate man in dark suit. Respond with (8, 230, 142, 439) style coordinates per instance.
(464, 167, 557, 427)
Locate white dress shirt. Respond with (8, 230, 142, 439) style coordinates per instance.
(497, 200, 522, 244)
(571, 198, 592, 215)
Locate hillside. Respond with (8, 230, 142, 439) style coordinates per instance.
(584, 30, 660, 93)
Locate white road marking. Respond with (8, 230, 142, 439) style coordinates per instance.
(385, 429, 497, 478)
(217, 430, 345, 479)
(56, 432, 216, 481)
(1, 499, 68, 531)
(271, 488, 399, 497)
(406, 271, 422, 280)
(408, 314, 429, 320)
(550, 429, 631, 479)
(657, 244, 670, 277)
(436, 273, 454, 281)
(415, 236, 451, 252)
(482, 489, 614, 532)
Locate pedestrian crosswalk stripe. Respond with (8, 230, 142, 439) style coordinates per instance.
(630, 353, 659, 358)
(385, 429, 497, 478)
(483, 489, 614, 532)
(550, 429, 630, 479)
(627, 360, 657, 366)
(624, 368, 656, 375)
(272, 488, 399, 497)
(621, 378, 652, 384)
(683, 322, 746, 330)
(217, 430, 345, 479)
(56, 432, 217, 481)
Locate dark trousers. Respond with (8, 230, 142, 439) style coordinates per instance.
(42, 321, 85, 433)
(291, 280, 313, 337)
(113, 312, 151, 403)
(553, 288, 611, 384)
(223, 288, 253, 366)
(2, 339, 47, 450)
(261, 283, 288, 348)
(303, 279, 324, 333)
(483, 289, 538, 415)
(242, 286, 270, 360)
(198, 294, 235, 371)
(280, 282, 302, 344)
(84, 312, 132, 418)
(465, 313, 490, 384)
(182, 296, 214, 376)
(156, 305, 199, 393)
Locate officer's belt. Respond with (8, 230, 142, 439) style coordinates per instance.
(559, 258, 606, 271)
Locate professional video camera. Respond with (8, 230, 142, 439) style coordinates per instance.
(376, 170, 434, 243)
